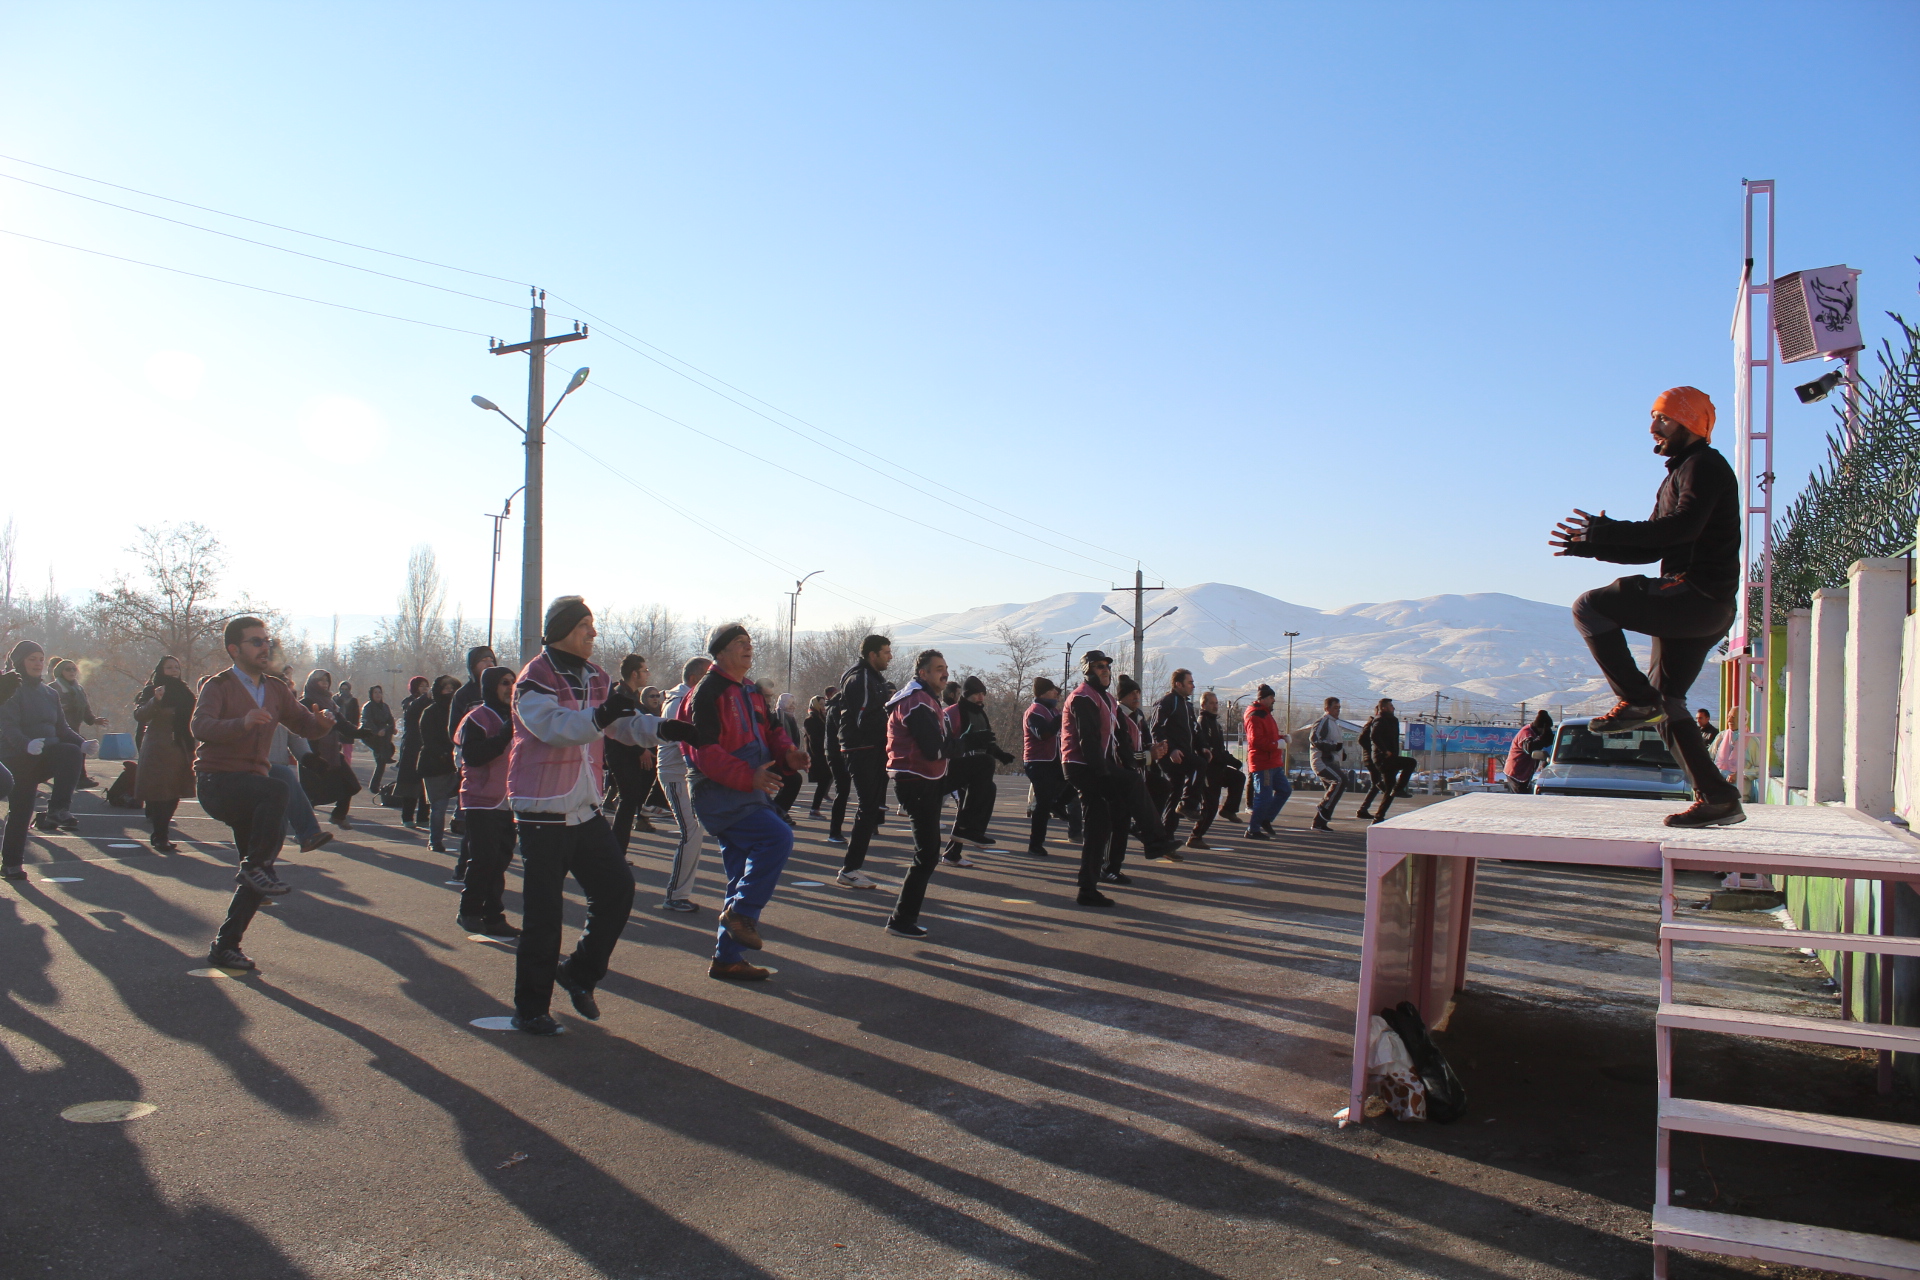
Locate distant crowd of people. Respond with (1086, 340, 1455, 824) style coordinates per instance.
(2, 602, 1434, 1037)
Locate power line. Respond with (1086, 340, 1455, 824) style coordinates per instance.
(0, 171, 525, 312)
(0, 151, 532, 289)
(0, 228, 491, 337)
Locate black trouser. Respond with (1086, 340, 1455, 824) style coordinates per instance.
(1361, 755, 1417, 818)
(1066, 764, 1120, 890)
(458, 808, 516, 923)
(1109, 766, 1170, 871)
(513, 814, 636, 1018)
(889, 773, 954, 928)
(606, 749, 647, 849)
(1573, 574, 1739, 804)
(145, 798, 179, 842)
(367, 741, 393, 793)
(1025, 760, 1068, 851)
(827, 755, 851, 837)
(197, 770, 291, 950)
(1157, 761, 1193, 833)
(1188, 760, 1242, 837)
(809, 775, 832, 814)
(1313, 751, 1347, 822)
(842, 748, 888, 871)
(946, 756, 996, 846)
(773, 772, 802, 817)
(3, 746, 83, 866)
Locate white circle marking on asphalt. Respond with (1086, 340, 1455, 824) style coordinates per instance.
(62, 1101, 157, 1123)
(187, 967, 251, 978)
(1216, 876, 1259, 884)
(790, 880, 825, 887)
(38, 877, 83, 883)
(470, 1016, 521, 1030)
(108, 842, 142, 848)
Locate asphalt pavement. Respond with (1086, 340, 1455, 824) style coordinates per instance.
(1, 780, 1911, 1280)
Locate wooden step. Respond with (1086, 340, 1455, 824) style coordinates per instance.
(1661, 1097, 1920, 1160)
(1654, 1205, 1920, 1279)
(1658, 1003, 1920, 1054)
(1661, 920, 1920, 957)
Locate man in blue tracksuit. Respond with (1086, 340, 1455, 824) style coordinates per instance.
(687, 623, 810, 981)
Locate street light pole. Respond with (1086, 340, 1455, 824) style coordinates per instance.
(484, 290, 589, 663)
(1282, 630, 1300, 743)
(785, 570, 823, 691)
(1100, 600, 1179, 690)
(1063, 632, 1092, 689)
(484, 486, 526, 653)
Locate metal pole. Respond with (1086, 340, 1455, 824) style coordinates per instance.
(787, 590, 797, 691)
(520, 295, 547, 664)
(1132, 568, 1145, 688)
(485, 516, 498, 653)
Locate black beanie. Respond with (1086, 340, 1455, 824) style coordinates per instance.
(706, 622, 749, 657)
(1257, 683, 1276, 699)
(1116, 674, 1140, 699)
(543, 596, 591, 644)
(962, 675, 987, 698)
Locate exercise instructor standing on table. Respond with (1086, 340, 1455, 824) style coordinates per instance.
(1550, 386, 1744, 829)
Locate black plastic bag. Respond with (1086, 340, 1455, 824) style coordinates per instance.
(1380, 1000, 1468, 1123)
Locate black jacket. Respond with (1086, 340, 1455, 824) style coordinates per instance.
(1359, 712, 1403, 766)
(1194, 710, 1238, 769)
(1564, 437, 1740, 601)
(952, 700, 1015, 764)
(835, 659, 893, 752)
(416, 694, 457, 778)
(449, 675, 486, 733)
(1151, 691, 1197, 759)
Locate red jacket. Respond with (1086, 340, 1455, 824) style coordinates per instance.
(1243, 704, 1285, 772)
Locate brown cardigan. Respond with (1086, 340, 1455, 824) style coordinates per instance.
(191, 668, 333, 776)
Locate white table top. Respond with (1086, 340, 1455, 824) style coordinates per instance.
(1366, 793, 1920, 878)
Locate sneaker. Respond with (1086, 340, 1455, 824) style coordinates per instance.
(836, 870, 877, 890)
(1243, 828, 1272, 841)
(428, 840, 447, 854)
(50, 810, 79, 832)
(958, 832, 997, 850)
(1355, 809, 1375, 821)
(237, 863, 290, 896)
(708, 960, 771, 981)
(151, 836, 179, 854)
(333, 815, 354, 831)
(1259, 824, 1276, 837)
(482, 918, 523, 939)
(3, 864, 28, 881)
(1100, 871, 1133, 886)
(511, 1013, 564, 1036)
(718, 906, 763, 950)
(1184, 835, 1211, 851)
(808, 809, 823, 820)
(1145, 840, 1183, 862)
(1076, 889, 1115, 908)
(207, 945, 256, 971)
(32, 814, 60, 833)
(554, 961, 600, 1020)
(1663, 797, 1747, 828)
(1588, 700, 1663, 733)
(659, 899, 700, 914)
(1026, 845, 1049, 858)
(76, 774, 99, 790)
(885, 920, 929, 938)
(300, 830, 334, 854)
(826, 834, 847, 845)
(1311, 818, 1332, 831)
(942, 852, 974, 868)
(456, 913, 491, 933)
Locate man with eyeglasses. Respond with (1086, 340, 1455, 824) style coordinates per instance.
(189, 616, 336, 971)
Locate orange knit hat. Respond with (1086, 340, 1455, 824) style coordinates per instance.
(1651, 386, 1715, 443)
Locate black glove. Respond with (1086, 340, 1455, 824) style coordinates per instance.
(993, 747, 1015, 765)
(656, 718, 694, 743)
(593, 688, 638, 730)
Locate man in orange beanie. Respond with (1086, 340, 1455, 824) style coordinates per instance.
(1548, 387, 1744, 828)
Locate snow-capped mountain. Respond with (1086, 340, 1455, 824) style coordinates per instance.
(890, 582, 1633, 718)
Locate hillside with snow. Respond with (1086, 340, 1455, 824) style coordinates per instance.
(891, 583, 1644, 718)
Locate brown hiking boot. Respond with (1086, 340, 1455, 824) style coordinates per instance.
(1663, 797, 1746, 828)
(717, 906, 763, 950)
(708, 960, 770, 981)
(1588, 700, 1662, 733)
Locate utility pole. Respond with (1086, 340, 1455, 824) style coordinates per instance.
(488, 289, 588, 663)
(1102, 569, 1175, 690)
(484, 486, 525, 652)
(1282, 630, 1300, 741)
(785, 570, 822, 691)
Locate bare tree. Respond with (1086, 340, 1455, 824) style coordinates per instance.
(86, 522, 233, 681)
(373, 545, 457, 678)
(988, 622, 1050, 700)
(0, 519, 16, 648)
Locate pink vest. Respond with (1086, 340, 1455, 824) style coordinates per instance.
(1060, 681, 1116, 768)
(885, 685, 947, 780)
(506, 651, 611, 805)
(456, 704, 511, 809)
(1023, 699, 1059, 762)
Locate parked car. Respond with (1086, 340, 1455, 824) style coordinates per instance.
(1528, 716, 1692, 801)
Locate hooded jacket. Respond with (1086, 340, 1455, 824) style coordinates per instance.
(1243, 704, 1285, 772)
(834, 657, 893, 752)
(1561, 436, 1740, 601)
(0, 643, 83, 758)
(456, 667, 515, 809)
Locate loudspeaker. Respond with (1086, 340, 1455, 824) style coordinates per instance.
(1772, 265, 1862, 363)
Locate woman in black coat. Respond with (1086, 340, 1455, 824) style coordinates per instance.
(360, 685, 398, 792)
(394, 676, 432, 827)
(415, 675, 460, 853)
(804, 695, 833, 817)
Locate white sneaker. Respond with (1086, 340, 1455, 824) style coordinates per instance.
(837, 870, 877, 890)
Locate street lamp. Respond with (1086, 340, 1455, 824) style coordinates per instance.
(785, 570, 823, 691)
(1062, 632, 1092, 689)
(1283, 630, 1301, 742)
(484, 486, 526, 652)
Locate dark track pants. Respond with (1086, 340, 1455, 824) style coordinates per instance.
(1361, 755, 1417, 818)
(1024, 761, 1068, 851)
(514, 815, 635, 1017)
(1066, 764, 1121, 890)
(827, 756, 852, 837)
(458, 807, 517, 923)
(198, 770, 291, 950)
(946, 756, 996, 846)
(1312, 752, 1347, 823)
(889, 773, 954, 928)
(1573, 574, 1738, 804)
(3, 745, 82, 866)
(841, 748, 888, 872)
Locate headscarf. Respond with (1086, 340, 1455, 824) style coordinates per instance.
(140, 657, 196, 749)
(303, 670, 333, 706)
(479, 665, 513, 713)
(1652, 386, 1716, 443)
(6, 639, 42, 675)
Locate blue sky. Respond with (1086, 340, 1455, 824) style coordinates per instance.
(2, 1, 1915, 642)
